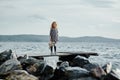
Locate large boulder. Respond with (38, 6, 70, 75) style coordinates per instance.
(84, 62, 112, 79)
(0, 49, 16, 65)
(0, 59, 22, 75)
(72, 56, 90, 68)
(25, 61, 54, 80)
(27, 61, 47, 74)
(64, 67, 90, 79)
(90, 66, 106, 78)
(18, 57, 40, 70)
(5, 70, 38, 80)
(18, 56, 54, 80)
(49, 62, 68, 80)
(50, 61, 89, 80)
(83, 63, 99, 71)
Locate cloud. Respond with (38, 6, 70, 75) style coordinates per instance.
(0, 0, 120, 38)
(28, 14, 48, 21)
(80, 0, 117, 8)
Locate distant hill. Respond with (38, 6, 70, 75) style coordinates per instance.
(0, 35, 120, 42)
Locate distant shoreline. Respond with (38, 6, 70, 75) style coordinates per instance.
(0, 35, 120, 42)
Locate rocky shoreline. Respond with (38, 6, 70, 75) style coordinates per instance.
(0, 50, 120, 80)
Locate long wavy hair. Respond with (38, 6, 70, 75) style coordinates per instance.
(51, 21, 57, 29)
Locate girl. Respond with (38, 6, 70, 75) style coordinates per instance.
(49, 21, 58, 54)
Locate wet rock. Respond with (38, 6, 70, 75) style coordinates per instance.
(0, 49, 13, 65)
(83, 63, 99, 71)
(72, 56, 90, 68)
(0, 59, 22, 75)
(5, 70, 38, 80)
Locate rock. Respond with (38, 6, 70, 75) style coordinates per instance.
(102, 62, 112, 74)
(0, 59, 22, 75)
(18, 56, 54, 80)
(59, 61, 69, 68)
(5, 70, 38, 80)
(83, 63, 99, 71)
(20, 57, 40, 65)
(90, 66, 106, 78)
(84, 62, 112, 79)
(51, 65, 89, 80)
(0, 49, 13, 65)
(26, 61, 54, 80)
(26, 61, 46, 75)
(72, 77, 98, 80)
(18, 57, 40, 70)
(41, 65, 54, 80)
(59, 55, 77, 62)
(104, 69, 120, 80)
(34, 62, 53, 74)
(72, 56, 90, 68)
(26, 65, 37, 74)
(49, 67, 66, 80)
(64, 67, 90, 79)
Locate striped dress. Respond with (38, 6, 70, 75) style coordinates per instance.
(50, 28, 58, 43)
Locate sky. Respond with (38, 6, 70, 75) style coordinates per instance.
(0, 0, 120, 39)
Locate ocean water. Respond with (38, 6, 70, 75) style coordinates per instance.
(0, 42, 120, 69)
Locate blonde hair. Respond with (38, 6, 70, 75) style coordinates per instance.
(51, 21, 57, 29)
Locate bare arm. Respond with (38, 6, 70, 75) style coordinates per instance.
(50, 29, 52, 41)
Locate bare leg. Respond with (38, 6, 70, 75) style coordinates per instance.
(50, 46, 53, 55)
(54, 45, 56, 55)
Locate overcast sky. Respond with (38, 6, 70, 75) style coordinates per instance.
(0, 0, 120, 39)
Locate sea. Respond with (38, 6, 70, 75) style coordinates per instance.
(0, 42, 120, 70)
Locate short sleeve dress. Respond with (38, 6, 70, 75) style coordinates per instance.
(50, 28, 58, 43)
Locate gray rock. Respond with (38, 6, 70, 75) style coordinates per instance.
(19, 57, 40, 65)
(110, 69, 120, 80)
(102, 62, 112, 74)
(32, 61, 53, 75)
(104, 69, 120, 80)
(83, 63, 99, 71)
(50, 61, 90, 80)
(72, 56, 90, 68)
(5, 70, 38, 80)
(64, 67, 90, 79)
(59, 61, 69, 68)
(90, 66, 106, 78)
(0, 59, 22, 75)
(0, 50, 13, 65)
(18, 57, 41, 71)
(26, 61, 54, 80)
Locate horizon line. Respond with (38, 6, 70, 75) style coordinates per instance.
(0, 34, 120, 40)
